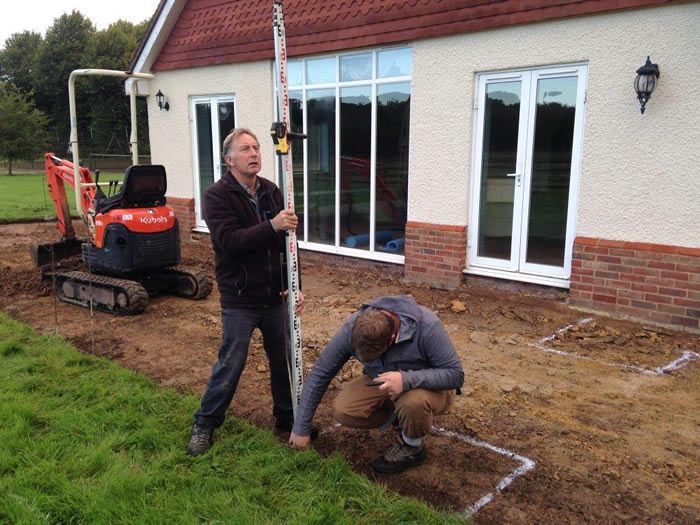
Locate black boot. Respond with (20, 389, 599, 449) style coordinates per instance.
(370, 434, 426, 474)
(187, 424, 215, 456)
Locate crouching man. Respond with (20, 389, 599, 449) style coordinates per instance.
(289, 295, 464, 474)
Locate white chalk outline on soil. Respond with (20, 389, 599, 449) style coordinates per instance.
(430, 426, 536, 518)
(323, 423, 536, 517)
(530, 318, 700, 375)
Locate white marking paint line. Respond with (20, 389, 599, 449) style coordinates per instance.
(431, 427, 536, 518)
(538, 317, 593, 343)
(320, 423, 536, 517)
(530, 318, 700, 375)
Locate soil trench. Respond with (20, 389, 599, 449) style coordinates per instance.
(1, 222, 698, 523)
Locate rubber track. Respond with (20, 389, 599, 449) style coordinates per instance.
(169, 266, 213, 300)
(56, 271, 149, 315)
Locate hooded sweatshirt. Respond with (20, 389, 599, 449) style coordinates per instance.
(292, 295, 464, 436)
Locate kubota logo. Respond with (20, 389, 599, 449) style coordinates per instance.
(140, 216, 168, 224)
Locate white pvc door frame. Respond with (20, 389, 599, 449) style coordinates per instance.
(468, 63, 587, 287)
(191, 94, 236, 229)
(470, 70, 532, 273)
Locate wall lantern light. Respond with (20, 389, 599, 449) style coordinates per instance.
(634, 56, 660, 114)
(155, 89, 170, 111)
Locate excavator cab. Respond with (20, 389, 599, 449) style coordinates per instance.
(94, 164, 167, 214)
(86, 164, 181, 276)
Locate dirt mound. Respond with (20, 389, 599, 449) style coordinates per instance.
(0, 265, 49, 296)
(548, 319, 698, 369)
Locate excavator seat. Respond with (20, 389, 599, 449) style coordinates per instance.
(95, 164, 168, 214)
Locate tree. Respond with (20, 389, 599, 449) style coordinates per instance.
(0, 83, 49, 174)
(80, 19, 151, 156)
(31, 10, 95, 154)
(0, 31, 43, 93)
(3, 11, 152, 161)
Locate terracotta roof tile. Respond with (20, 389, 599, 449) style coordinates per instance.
(152, 0, 674, 71)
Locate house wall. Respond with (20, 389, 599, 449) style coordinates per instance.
(147, 60, 276, 202)
(409, 2, 699, 247)
(570, 238, 699, 329)
(406, 3, 699, 327)
(147, 3, 699, 328)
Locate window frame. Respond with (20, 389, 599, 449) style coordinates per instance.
(279, 46, 412, 264)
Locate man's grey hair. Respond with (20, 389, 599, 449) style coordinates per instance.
(222, 127, 260, 158)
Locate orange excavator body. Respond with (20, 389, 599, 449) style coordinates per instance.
(32, 154, 212, 315)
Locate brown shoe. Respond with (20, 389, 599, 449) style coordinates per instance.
(370, 434, 426, 474)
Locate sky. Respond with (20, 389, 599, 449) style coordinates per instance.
(0, 0, 161, 49)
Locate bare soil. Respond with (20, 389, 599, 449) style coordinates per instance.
(1, 221, 698, 523)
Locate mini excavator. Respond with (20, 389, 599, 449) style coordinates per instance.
(31, 69, 212, 315)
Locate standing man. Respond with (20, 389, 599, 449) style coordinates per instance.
(188, 127, 305, 456)
(289, 295, 464, 474)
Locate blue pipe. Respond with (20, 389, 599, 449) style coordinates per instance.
(385, 238, 405, 252)
(346, 230, 392, 248)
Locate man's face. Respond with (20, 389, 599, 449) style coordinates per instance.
(225, 133, 261, 177)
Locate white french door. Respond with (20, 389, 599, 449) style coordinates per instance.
(468, 64, 587, 286)
(191, 95, 236, 228)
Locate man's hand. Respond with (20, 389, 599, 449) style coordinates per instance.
(377, 371, 403, 399)
(271, 209, 298, 231)
(296, 290, 305, 315)
(289, 432, 311, 449)
(281, 290, 305, 315)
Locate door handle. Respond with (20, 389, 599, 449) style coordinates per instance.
(506, 171, 522, 187)
(506, 163, 523, 187)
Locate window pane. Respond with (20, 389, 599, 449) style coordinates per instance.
(196, 103, 213, 205)
(375, 83, 410, 255)
(340, 86, 371, 250)
(340, 53, 371, 82)
(288, 61, 303, 86)
(290, 91, 304, 236)
(307, 88, 336, 245)
(217, 102, 235, 179)
(377, 48, 412, 78)
(525, 76, 578, 267)
(306, 57, 336, 84)
(478, 82, 521, 260)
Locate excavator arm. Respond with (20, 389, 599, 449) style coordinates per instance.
(43, 153, 97, 240)
(30, 154, 100, 269)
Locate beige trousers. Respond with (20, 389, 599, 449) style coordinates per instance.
(332, 375, 455, 439)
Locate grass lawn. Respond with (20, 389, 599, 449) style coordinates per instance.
(0, 313, 465, 524)
(0, 172, 123, 222)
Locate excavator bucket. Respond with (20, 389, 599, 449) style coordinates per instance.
(31, 239, 83, 272)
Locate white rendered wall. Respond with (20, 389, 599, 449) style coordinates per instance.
(410, 3, 700, 247)
(147, 60, 275, 199)
(147, 3, 699, 248)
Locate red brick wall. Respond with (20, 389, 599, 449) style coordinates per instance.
(167, 196, 196, 241)
(570, 237, 700, 330)
(404, 221, 467, 290)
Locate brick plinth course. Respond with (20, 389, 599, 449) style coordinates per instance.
(404, 221, 467, 290)
(570, 236, 700, 330)
(168, 196, 196, 240)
